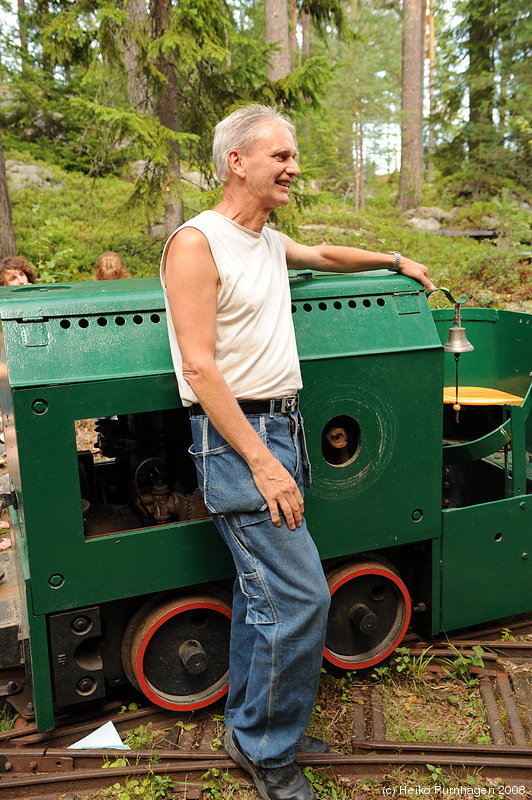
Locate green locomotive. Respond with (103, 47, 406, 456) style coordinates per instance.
(0, 271, 530, 732)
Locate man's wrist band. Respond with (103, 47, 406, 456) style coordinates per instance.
(388, 251, 401, 272)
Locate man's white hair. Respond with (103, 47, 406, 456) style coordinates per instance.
(213, 105, 297, 182)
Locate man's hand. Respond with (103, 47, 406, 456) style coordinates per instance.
(251, 453, 304, 530)
(397, 256, 436, 291)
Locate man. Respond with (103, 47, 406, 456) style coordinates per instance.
(161, 104, 434, 800)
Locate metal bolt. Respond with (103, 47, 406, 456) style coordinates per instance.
(72, 616, 89, 632)
(77, 677, 95, 694)
(26, 702, 33, 712)
(4, 762, 12, 772)
(6, 681, 17, 692)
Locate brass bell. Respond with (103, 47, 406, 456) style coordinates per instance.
(443, 302, 474, 353)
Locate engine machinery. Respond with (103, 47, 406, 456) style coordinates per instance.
(0, 271, 530, 732)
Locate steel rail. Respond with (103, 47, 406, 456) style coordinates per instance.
(2, 748, 532, 799)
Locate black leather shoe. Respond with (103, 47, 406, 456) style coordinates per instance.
(224, 727, 316, 800)
(294, 735, 330, 753)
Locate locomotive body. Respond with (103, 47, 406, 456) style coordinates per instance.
(0, 271, 530, 732)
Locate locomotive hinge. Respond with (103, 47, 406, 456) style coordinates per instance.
(19, 318, 49, 347)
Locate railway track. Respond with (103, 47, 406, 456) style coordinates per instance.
(2, 622, 532, 799)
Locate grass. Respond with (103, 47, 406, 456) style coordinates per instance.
(0, 699, 16, 732)
(382, 680, 490, 745)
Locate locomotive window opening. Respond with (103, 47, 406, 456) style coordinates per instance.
(75, 409, 209, 540)
(321, 415, 361, 467)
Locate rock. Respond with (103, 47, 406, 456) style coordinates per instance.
(480, 214, 501, 230)
(409, 216, 442, 232)
(150, 224, 166, 239)
(182, 170, 210, 189)
(5, 160, 62, 192)
(404, 206, 451, 222)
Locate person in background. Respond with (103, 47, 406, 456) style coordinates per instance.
(0, 255, 37, 286)
(0, 255, 37, 551)
(93, 251, 131, 280)
(0, 258, 33, 549)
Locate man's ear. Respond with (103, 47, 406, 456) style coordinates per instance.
(227, 149, 245, 178)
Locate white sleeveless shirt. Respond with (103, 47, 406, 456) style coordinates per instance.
(160, 210, 302, 407)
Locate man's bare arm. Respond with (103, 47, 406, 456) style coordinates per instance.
(280, 233, 435, 291)
(165, 228, 304, 529)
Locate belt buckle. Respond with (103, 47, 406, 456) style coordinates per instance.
(281, 395, 297, 413)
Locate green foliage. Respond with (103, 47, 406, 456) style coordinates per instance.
(99, 773, 174, 799)
(441, 644, 485, 686)
(302, 766, 352, 799)
(118, 703, 141, 714)
(202, 767, 244, 798)
(4, 136, 531, 303)
(432, 0, 532, 195)
(7, 150, 163, 280)
(123, 723, 159, 751)
(371, 646, 435, 687)
(426, 764, 444, 784)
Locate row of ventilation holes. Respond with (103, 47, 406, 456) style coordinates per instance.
(292, 298, 386, 313)
(59, 313, 161, 329)
(59, 299, 386, 327)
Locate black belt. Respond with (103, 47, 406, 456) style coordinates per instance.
(190, 395, 298, 416)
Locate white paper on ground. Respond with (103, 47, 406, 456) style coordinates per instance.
(67, 720, 131, 750)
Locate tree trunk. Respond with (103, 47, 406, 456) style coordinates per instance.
(466, 0, 495, 165)
(124, 0, 153, 114)
(301, 10, 311, 60)
(0, 127, 17, 260)
(399, 0, 424, 209)
(17, 0, 28, 57)
(150, 0, 183, 236)
(427, 0, 435, 181)
(265, 0, 291, 81)
(289, 0, 297, 66)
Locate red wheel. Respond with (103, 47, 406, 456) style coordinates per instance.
(324, 560, 411, 670)
(121, 586, 232, 710)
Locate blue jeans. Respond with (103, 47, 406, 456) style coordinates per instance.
(189, 409, 330, 768)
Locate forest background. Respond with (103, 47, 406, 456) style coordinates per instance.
(0, 0, 531, 308)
